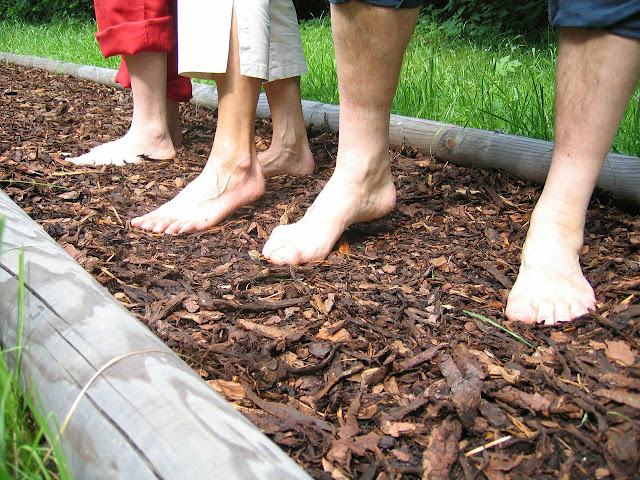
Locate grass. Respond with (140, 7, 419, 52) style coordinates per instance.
(0, 15, 639, 155)
(298, 16, 559, 141)
(0, 217, 72, 479)
(463, 310, 538, 350)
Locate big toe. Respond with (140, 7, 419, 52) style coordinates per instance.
(505, 300, 535, 324)
(133, 215, 171, 233)
(262, 242, 301, 265)
(68, 154, 103, 166)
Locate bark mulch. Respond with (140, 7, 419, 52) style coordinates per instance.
(2, 62, 640, 479)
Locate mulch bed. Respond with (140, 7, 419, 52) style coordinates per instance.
(2, 62, 640, 479)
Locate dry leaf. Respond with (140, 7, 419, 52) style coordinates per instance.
(321, 458, 349, 480)
(248, 249, 263, 262)
(605, 340, 637, 366)
(337, 236, 350, 255)
(391, 340, 410, 355)
(595, 388, 640, 409)
(311, 294, 328, 316)
(316, 327, 351, 342)
(208, 379, 246, 402)
(384, 376, 400, 394)
(550, 331, 571, 344)
(359, 367, 387, 387)
(183, 296, 200, 313)
(429, 255, 448, 268)
(237, 318, 295, 340)
(421, 418, 461, 480)
(381, 420, 418, 437)
(391, 449, 412, 463)
(324, 293, 336, 314)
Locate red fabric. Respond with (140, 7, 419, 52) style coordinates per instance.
(93, 0, 191, 102)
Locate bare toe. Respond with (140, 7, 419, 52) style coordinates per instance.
(535, 301, 555, 326)
(132, 154, 265, 234)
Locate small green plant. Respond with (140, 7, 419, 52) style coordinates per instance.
(495, 55, 522, 77)
(464, 310, 538, 350)
(577, 412, 588, 427)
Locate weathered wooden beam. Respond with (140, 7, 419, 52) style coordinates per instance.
(2, 51, 639, 206)
(293, 100, 640, 207)
(0, 190, 311, 480)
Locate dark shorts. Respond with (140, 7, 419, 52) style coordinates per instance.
(329, 0, 422, 8)
(549, 0, 640, 39)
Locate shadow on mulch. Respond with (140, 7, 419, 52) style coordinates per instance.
(2, 63, 640, 479)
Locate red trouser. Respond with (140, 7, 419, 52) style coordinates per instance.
(93, 0, 192, 102)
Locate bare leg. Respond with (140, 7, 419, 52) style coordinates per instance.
(70, 52, 178, 166)
(259, 76, 315, 177)
(262, 1, 419, 264)
(506, 28, 640, 325)
(131, 9, 265, 234)
(167, 99, 183, 147)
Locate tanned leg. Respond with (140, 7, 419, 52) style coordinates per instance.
(131, 9, 265, 234)
(262, 0, 419, 264)
(506, 28, 640, 325)
(70, 52, 177, 165)
(259, 76, 315, 177)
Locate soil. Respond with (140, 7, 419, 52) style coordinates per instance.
(2, 62, 640, 480)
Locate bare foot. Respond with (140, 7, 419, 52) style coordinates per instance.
(69, 100, 182, 166)
(506, 208, 596, 325)
(131, 151, 265, 234)
(68, 130, 177, 166)
(258, 131, 314, 177)
(262, 156, 396, 265)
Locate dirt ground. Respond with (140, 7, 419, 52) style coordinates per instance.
(2, 62, 640, 479)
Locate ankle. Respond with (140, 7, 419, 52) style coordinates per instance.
(208, 144, 256, 172)
(525, 209, 586, 260)
(128, 121, 172, 143)
(271, 129, 306, 152)
(533, 192, 587, 232)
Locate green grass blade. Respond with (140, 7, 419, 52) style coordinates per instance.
(15, 247, 25, 382)
(0, 180, 68, 189)
(463, 310, 538, 350)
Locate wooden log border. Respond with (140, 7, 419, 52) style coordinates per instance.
(2, 51, 639, 207)
(0, 190, 311, 479)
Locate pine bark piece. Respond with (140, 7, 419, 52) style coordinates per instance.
(421, 418, 462, 480)
(439, 345, 482, 430)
